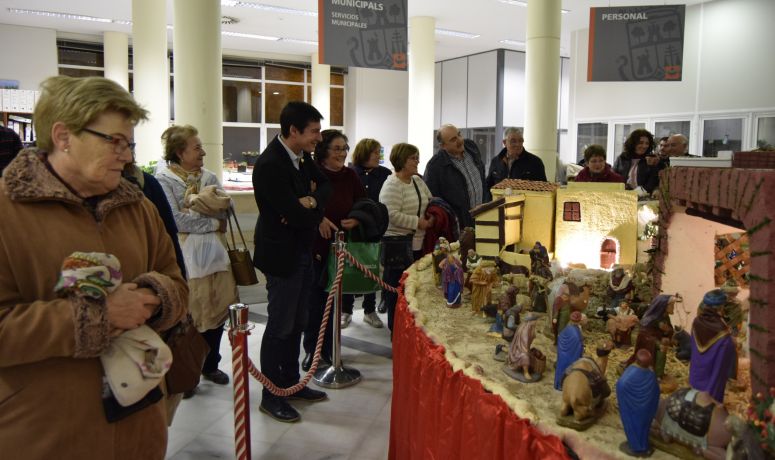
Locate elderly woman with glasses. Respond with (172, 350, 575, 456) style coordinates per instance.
(156, 125, 239, 395)
(0, 76, 187, 458)
(301, 129, 367, 371)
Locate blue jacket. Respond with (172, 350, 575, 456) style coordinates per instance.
(423, 139, 490, 229)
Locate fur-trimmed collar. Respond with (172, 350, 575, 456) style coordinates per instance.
(3, 148, 143, 220)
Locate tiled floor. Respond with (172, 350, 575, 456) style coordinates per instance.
(166, 296, 393, 460)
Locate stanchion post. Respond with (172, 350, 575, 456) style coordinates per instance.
(229, 303, 251, 460)
(314, 231, 362, 388)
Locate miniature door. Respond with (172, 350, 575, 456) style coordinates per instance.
(600, 238, 618, 269)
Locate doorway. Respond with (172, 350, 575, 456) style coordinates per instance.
(600, 238, 618, 269)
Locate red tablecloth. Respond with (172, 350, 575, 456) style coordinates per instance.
(389, 274, 570, 460)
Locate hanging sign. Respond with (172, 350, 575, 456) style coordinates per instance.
(588, 5, 685, 81)
(318, 0, 407, 71)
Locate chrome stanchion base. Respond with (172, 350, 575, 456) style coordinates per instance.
(312, 363, 362, 389)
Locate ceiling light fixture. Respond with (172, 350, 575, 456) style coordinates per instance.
(8, 7, 115, 23)
(497, 0, 569, 14)
(222, 1, 317, 17)
(435, 28, 480, 39)
(280, 38, 318, 46)
(222, 31, 280, 41)
(499, 39, 525, 46)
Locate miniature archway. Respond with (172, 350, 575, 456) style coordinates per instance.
(652, 167, 775, 395)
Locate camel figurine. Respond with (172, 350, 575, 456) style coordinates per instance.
(557, 341, 613, 431)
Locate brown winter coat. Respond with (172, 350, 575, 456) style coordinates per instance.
(0, 150, 188, 459)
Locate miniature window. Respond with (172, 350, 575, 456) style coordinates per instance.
(563, 202, 581, 222)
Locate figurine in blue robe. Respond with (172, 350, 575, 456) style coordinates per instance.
(554, 311, 584, 390)
(617, 349, 660, 457)
(689, 289, 735, 403)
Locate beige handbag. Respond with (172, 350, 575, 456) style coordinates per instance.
(226, 207, 259, 286)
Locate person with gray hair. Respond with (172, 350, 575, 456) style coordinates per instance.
(665, 134, 690, 157)
(485, 127, 547, 188)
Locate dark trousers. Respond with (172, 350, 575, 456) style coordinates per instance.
(201, 325, 225, 373)
(382, 250, 422, 332)
(260, 251, 314, 401)
(303, 258, 353, 357)
(360, 292, 377, 314)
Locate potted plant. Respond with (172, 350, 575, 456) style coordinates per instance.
(242, 150, 259, 167)
(237, 161, 248, 173)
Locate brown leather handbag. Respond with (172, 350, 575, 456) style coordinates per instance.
(165, 317, 210, 394)
(227, 207, 259, 286)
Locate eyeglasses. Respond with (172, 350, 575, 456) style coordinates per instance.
(82, 127, 136, 153)
(329, 145, 350, 153)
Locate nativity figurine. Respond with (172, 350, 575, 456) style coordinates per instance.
(557, 340, 612, 431)
(503, 313, 544, 382)
(617, 349, 660, 457)
(606, 300, 638, 347)
(469, 261, 499, 315)
(689, 289, 735, 403)
(439, 253, 463, 308)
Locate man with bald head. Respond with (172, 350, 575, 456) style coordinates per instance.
(665, 134, 690, 157)
(424, 124, 490, 229)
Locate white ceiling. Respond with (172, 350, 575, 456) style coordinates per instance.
(0, 0, 705, 63)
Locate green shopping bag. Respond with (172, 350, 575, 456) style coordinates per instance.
(326, 231, 381, 294)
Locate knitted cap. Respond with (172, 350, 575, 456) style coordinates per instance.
(702, 289, 727, 307)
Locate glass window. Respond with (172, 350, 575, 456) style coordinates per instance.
(223, 81, 262, 123)
(58, 67, 104, 78)
(614, 122, 646, 158)
(265, 84, 305, 123)
(223, 61, 261, 79)
(265, 65, 304, 82)
(330, 87, 344, 126)
(702, 118, 743, 157)
(756, 117, 775, 149)
(563, 202, 581, 222)
(223, 126, 261, 167)
(654, 120, 690, 140)
(267, 127, 281, 144)
(576, 123, 608, 163)
(58, 46, 104, 67)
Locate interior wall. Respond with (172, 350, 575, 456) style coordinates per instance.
(344, 66, 408, 168)
(568, 0, 775, 164)
(0, 24, 58, 91)
(662, 209, 749, 331)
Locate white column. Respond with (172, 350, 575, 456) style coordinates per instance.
(311, 52, 331, 129)
(173, 0, 223, 179)
(103, 31, 128, 90)
(524, 0, 561, 181)
(236, 83, 252, 123)
(408, 16, 435, 174)
(132, 0, 170, 167)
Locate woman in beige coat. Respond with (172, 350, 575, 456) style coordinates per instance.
(157, 125, 239, 395)
(0, 76, 187, 459)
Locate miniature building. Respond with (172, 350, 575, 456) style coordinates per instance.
(554, 182, 638, 269)
(470, 194, 525, 261)
(490, 179, 559, 253)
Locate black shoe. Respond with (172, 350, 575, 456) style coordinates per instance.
(202, 369, 230, 385)
(301, 353, 313, 372)
(259, 397, 300, 423)
(377, 298, 387, 314)
(301, 353, 331, 372)
(287, 386, 328, 402)
(182, 387, 197, 399)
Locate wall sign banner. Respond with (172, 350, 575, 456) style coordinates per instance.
(318, 0, 407, 71)
(588, 5, 685, 82)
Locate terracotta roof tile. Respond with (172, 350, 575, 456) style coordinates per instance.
(491, 179, 559, 192)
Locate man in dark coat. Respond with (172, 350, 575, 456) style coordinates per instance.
(252, 101, 332, 423)
(486, 127, 547, 187)
(0, 125, 23, 176)
(424, 124, 490, 229)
